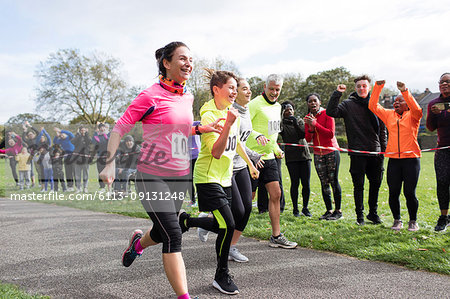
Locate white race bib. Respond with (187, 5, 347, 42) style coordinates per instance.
(171, 133, 189, 160)
(268, 120, 281, 135)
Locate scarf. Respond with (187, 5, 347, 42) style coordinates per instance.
(159, 75, 187, 95)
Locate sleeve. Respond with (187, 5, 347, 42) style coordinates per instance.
(304, 120, 313, 143)
(326, 91, 346, 118)
(296, 118, 306, 140)
(426, 101, 438, 131)
(200, 111, 221, 153)
(244, 145, 262, 165)
(368, 84, 388, 123)
(402, 89, 422, 121)
(113, 91, 153, 137)
(61, 130, 74, 140)
(248, 100, 264, 140)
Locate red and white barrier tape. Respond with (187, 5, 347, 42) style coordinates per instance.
(278, 143, 450, 155)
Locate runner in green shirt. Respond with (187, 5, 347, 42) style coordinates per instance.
(247, 74, 297, 249)
(179, 69, 258, 295)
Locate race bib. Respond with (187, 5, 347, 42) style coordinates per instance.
(268, 120, 281, 135)
(171, 133, 189, 160)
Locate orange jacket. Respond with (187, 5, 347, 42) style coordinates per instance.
(369, 84, 422, 158)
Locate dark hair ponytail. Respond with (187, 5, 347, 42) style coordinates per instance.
(155, 41, 189, 77)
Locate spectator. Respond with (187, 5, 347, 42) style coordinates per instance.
(369, 80, 422, 231)
(280, 100, 312, 217)
(92, 123, 110, 191)
(327, 75, 387, 225)
(53, 127, 75, 191)
(114, 135, 140, 194)
(50, 144, 67, 192)
(38, 144, 54, 192)
(305, 93, 342, 220)
(426, 72, 450, 232)
(15, 146, 31, 190)
(71, 125, 92, 193)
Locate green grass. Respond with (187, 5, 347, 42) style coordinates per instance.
(0, 282, 49, 299)
(1, 153, 449, 275)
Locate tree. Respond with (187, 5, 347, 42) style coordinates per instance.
(35, 49, 128, 125)
(298, 67, 355, 106)
(6, 113, 46, 125)
(278, 73, 304, 111)
(247, 76, 264, 98)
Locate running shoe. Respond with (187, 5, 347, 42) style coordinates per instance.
(407, 221, 419, 232)
(434, 215, 449, 232)
(122, 229, 143, 267)
(228, 246, 249, 263)
(293, 211, 301, 217)
(213, 270, 239, 295)
(178, 209, 189, 233)
(269, 233, 297, 249)
(319, 211, 332, 220)
(366, 213, 382, 224)
(391, 219, 403, 231)
(327, 210, 343, 220)
(197, 212, 209, 242)
(301, 208, 312, 217)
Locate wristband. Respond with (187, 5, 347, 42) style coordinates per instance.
(195, 124, 202, 135)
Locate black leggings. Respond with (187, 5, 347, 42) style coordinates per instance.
(187, 185, 234, 275)
(135, 171, 189, 253)
(314, 151, 342, 211)
(231, 168, 252, 232)
(387, 158, 420, 221)
(286, 160, 311, 213)
(435, 149, 450, 211)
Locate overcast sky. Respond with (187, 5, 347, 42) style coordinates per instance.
(1, 0, 449, 123)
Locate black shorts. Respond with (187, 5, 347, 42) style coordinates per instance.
(196, 183, 232, 212)
(251, 158, 279, 191)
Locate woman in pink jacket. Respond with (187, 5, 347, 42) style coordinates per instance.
(100, 42, 220, 299)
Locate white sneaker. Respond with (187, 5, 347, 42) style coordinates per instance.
(84, 187, 89, 193)
(228, 246, 248, 263)
(67, 187, 74, 192)
(198, 212, 210, 242)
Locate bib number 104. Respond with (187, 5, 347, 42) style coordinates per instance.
(172, 133, 189, 160)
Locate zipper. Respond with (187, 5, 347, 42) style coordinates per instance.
(397, 118, 400, 158)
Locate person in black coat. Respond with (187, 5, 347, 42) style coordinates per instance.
(279, 101, 312, 217)
(326, 75, 387, 225)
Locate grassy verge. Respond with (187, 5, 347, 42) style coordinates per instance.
(0, 282, 49, 299)
(1, 152, 449, 275)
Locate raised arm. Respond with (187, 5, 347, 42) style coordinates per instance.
(326, 84, 347, 118)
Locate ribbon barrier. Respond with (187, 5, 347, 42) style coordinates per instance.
(278, 143, 450, 156)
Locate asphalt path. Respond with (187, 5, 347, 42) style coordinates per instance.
(1, 198, 449, 298)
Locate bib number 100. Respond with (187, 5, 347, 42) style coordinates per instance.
(172, 133, 189, 160)
(225, 135, 237, 151)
